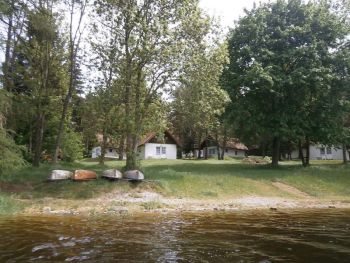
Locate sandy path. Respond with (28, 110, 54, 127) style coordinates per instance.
(272, 182, 311, 198)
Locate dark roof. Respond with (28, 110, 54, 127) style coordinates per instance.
(138, 130, 182, 147)
(222, 139, 248, 151)
(201, 136, 248, 151)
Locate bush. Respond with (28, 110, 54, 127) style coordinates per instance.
(61, 130, 84, 162)
(0, 129, 27, 176)
(242, 155, 271, 165)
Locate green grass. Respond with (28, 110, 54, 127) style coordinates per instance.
(0, 194, 25, 215)
(0, 158, 350, 214)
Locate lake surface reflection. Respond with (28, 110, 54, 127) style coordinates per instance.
(0, 209, 349, 262)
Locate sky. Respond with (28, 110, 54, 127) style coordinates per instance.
(199, 0, 270, 29)
(0, 1, 271, 64)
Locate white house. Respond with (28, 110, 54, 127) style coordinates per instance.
(199, 137, 248, 158)
(291, 145, 349, 160)
(91, 134, 120, 159)
(137, 131, 181, 160)
(91, 146, 119, 159)
(91, 130, 181, 160)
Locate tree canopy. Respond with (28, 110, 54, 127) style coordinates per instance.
(222, 0, 350, 165)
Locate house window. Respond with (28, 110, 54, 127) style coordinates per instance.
(326, 147, 332, 154)
(156, 147, 161, 155)
(209, 148, 216, 155)
(109, 148, 113, 153)
(225, 148, 228, 153)
(162, 147, 166, 155)
(320, 147, 325, 155)
(235, 151, 238, 155)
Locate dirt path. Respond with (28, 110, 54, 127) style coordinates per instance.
(272, 182, 311, 198)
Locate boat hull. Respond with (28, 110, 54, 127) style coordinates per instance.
(102, 169, 122, 180)
(48, 170, 73, 181)
(73, 170, 97, 181)
(124, 170, 144, 181)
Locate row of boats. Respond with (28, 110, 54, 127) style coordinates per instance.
(48, 169, 144, 181)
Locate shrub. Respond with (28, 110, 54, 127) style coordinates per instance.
(242, 155, 271, 165)
(0, 129, 27, 176)
(61, 130, 84, 162)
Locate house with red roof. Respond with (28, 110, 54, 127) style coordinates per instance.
(91, 130, 181, 160)
(137, 130, 181, 159)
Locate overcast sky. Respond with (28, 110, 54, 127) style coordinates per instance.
(0, 1, 272, 64)
(199, 0, 271, 29)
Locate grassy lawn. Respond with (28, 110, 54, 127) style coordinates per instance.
(1, 158, 350, 214)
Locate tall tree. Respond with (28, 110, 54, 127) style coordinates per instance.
(8, 0, 68, 166)
(222, 0, 349, 166)
(171, 42, 230, 157)
(1, 0, 26, 92)
(52, 0, 88, 163)
(92, 0, 220, 170)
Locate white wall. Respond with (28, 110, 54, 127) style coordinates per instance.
(143, 143, 177, 159)
(291, 145, 349, 160)
(138, 145, 146, 159)
(91, 146, 118, 159)
(206, 146, 246, 158)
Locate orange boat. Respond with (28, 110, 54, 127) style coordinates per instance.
(72, 170, 97, 181)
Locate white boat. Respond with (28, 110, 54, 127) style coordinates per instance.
(102, 169, 123, 180)
(48, 170, 73, 181)
(124, 170, 144, 181)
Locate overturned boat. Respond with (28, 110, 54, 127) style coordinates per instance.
(72, 170, 97, 181)
(124, 170, 144, 181)
(102, 169, 123, 180)
(48, 170, 73, 181)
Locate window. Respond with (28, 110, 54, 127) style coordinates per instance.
(156, 147, 161, 155)
(320, 147, 325, 155)
(162, 147, 166, 155)
(235, 151, 238, 155)
(326, 147, 332, 154)
(109, 148, 113, 153)
(225, 148, 228, 153)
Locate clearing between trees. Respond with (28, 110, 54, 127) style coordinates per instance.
(0, 159, 350, 215)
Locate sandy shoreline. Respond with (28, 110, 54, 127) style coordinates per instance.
(21, 191, 350, 215)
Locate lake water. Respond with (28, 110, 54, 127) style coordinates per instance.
(0, 209, 349, 262)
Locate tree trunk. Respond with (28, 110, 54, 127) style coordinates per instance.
(271, 136, 280, 166)
(204, 130, 208, 160)
(305, 137, 310, 166)
(53, 37, 75, 163)
(4, 4, 13, 92)
(214, 132, 221, 160)
(204, 144, 208, 160)
(298, 139, 306, 166)
(342, 143, 347, 164)
(261, 141, 266, 158)
(53, 0, 86, 163)
(287, 141, 292, 160)
(99, 133, 107, 165)
(126, 134, 138, 170)
(33, 114, 45, 167)
(220, 125, 227, 160)
(118, 136, 125, 161)
(124, 9, 136, 171)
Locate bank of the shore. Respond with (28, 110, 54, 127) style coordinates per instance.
(21, 193, 350, 216)
(1, 159, 350, 215)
